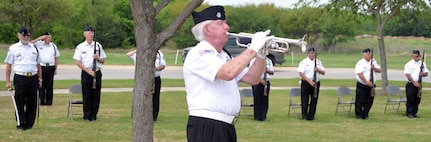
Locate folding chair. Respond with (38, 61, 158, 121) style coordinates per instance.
(384, 85, 407, 115)
(335, 86, 355, 117)
(239, 88, 254, 117)
(288, 88, 301, 118)
(68, 84, 83, 120)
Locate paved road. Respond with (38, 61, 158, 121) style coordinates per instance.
(0, 64, 426, 81)
(0, 64, 430, 96)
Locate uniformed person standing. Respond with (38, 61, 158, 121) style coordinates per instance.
(354, 48, 381, 119)
(73, 26, 107, 121)
(30, 32, 60, 106)
(184, 6, 272, 142)
(251, 56, 274, 121)
(404, 50, 428, 118)
(126, 49, 166, 121)
(5, 26, 42, 130)
(297, 47, 325, 121)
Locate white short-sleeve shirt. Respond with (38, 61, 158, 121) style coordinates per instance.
(250, 57, 274, 80)
(404, 59, 429, 82)
(4, 42, 41, 72)
(297, 57, 325, 81)
(129, 50, 166, 77)
(73, 41, 107, 69)
(355, 58, 380, 85)
(183, 41, 247, 116)
(34, 41, 60, 65)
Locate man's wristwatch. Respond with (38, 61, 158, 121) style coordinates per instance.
(38, 78, 43, 82)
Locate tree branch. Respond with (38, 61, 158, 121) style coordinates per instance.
(155, 0, 171, 15)
(157, 0, 203, 44)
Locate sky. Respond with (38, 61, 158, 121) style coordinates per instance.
(204, 0, 328, 8)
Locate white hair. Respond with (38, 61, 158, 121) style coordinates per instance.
(191, 20, 213, 42)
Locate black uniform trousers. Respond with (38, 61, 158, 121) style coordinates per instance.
(187, 116, 237, 142)
(39, 66, 55, 105)
(81, 70, 102, 121)
(405, 82, 421, 116)
(13, 74, 38, 129)
(300, 80, 320, 120)
(355, 82, 374, 119)
(252, 81, 270, 121)
(153, 76, 161, 120)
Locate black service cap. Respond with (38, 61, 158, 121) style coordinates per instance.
(84, 26, 93, 31)
(192, 6, 226, 25)
(412, 50, 420, 56)
(18, 26, 30, 35)
(362, 48, 371, 53)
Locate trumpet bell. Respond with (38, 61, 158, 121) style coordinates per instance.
(301, 44, 307, 53)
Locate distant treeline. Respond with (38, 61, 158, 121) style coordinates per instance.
(0, 0, 430, 49)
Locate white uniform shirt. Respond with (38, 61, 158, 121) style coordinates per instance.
(250, 57, 274, 80)
(355, 58, 380, 85)
(73, 41, 107, 69)
(128, 50, 166, 77)
(183, 41, 248, 116)
(4, 41, 41, 72)
(34, 41, 60, 66)
(404, 59, 429, 82)
(297, 57, 325, 81)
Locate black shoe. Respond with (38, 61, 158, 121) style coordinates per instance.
(307, 117, 314, 121)
(17, 126, 25, 131)
(407, 114, 415, 118)
(413, 114, 419, 118)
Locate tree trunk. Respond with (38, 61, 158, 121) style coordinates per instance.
(376, 18, 388, 94)
(129, 0, 204, 141)
(130, 1, 157, 141)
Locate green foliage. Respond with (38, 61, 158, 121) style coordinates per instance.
(226, 4, 283, 36)
(158, 1, 199, 49)
(0, 23, 18, 43)
(385, 9, 431, 37)
(0, 0, 430, 50)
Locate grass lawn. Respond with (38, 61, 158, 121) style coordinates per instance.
(1, 37, 431, 141)
(1, 89, 431, 141)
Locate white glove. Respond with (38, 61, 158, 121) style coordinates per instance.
(248, 30, 273, 58)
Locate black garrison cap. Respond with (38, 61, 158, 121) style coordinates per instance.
(307, 47, 315, 53)
(18, 26, 30, 35)
(192, 6, 226, 25)
(412, 50, 420, 56)
(362, 48, 371, 53)
(84, 26, 93, 31)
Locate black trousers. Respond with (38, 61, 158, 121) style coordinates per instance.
(153, 76, 161, 120)
(13, 74, 38, 128)
(405, 82, 421, 116)
(39, 66, 55, 105)
(252, 81, 270, 120)
(187, 116, 237, 142)
(300, 80, 320, 120)
(81, 70, 102, 120)
(355, 82, 374, 118)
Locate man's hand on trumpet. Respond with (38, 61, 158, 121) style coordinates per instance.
(248, 30, 274, 58)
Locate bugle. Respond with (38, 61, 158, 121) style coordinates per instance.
(226, 32, 308, 53)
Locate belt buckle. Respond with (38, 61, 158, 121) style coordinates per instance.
(231, 116, 238, 125)
(26, 72, 32, 77)
(46, 63, 49, 67)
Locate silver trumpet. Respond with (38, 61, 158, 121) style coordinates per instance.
(226, 32, 308, 54)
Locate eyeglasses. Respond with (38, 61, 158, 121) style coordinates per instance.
(22, 34, 30, 37)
